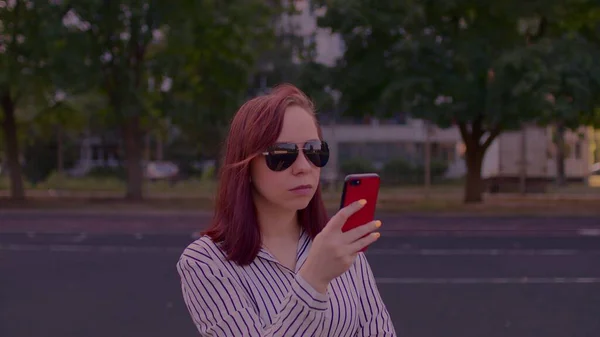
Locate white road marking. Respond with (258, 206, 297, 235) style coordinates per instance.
(376, 277, 600, 284)
(3, 244, 598, 285)
(2, 244, 599, 256)
(366, 249, 600, 256)
(0, 244, 183, 254)
(578, 228, 600, 236)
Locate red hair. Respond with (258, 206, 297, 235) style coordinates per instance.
(203, 83, 330, 266)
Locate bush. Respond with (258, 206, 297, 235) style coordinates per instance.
(381, 158, 419, 185)
(430, 160, 449, 179)
(382, 158, 449, 185)
(40, 171, 124, 190)
(339, 158, 377, 177)
(87, 166, 127, 181)
(201, 165, 215, 181)
(21, 136, 79, 186)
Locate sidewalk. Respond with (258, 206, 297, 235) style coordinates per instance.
(1, 209, 599, 237)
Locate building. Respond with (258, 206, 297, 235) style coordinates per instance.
(482, 125, 593, 192)
(319, 117, 463, 183)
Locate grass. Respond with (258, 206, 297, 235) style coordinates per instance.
(1, 175, 600, 215)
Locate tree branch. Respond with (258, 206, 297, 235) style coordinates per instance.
(481, 124, 502, 151)
(472, 113, 483, 141)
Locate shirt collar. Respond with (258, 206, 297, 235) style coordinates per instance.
(257, 227, 311, 273)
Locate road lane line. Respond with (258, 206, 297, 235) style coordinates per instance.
(376, 277, 600, 284)
(2, 244, 600, 256)
(367, 249, 600, 256)
(0, 244, 183, 254)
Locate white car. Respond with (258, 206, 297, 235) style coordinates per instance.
(144, 161, 179, 180)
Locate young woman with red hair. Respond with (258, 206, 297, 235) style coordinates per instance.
(176, 84, 396, 336)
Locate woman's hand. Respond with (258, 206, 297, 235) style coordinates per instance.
(298, 199, 381, 293)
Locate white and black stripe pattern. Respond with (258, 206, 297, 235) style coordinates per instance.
(176, 229, 397, 336)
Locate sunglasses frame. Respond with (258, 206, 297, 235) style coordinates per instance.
(261, 140, 330, 172)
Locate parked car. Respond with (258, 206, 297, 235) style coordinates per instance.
(144, 161, 179, 181)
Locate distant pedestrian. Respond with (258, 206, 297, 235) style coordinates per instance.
(176, 84, 396, 336)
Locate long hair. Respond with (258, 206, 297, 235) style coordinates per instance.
(203, 83, 330, 266)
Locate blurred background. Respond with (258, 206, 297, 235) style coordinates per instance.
(1, 1, 600, 336)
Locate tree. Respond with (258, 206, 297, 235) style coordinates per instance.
(315, 0, 595, 203)
(0, 1, 72, 199)
(158, 0, 280, 166)
(529, 35, 600, 185)
(513, 5, 600, 185)
(62, 0, 280, 196)
(29, 90, 107, 175)
(251, 1, 337, 115)
(60, 1, 179, 200)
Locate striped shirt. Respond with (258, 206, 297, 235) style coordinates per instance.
(176, 227, 397, 336)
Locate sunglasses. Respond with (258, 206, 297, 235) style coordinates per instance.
(261, 140, 330, 172)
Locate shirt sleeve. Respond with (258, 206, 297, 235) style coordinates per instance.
(354, 253, 398, 337)
(176, 254, 330, 337)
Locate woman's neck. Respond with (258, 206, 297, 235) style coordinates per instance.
(258, 207, 300, 241)
(253, 196, 300, 242)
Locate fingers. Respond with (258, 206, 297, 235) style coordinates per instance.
(326, 199, 367, 231)
(348, 232, 381, 253)
(342, 220, 381, 243)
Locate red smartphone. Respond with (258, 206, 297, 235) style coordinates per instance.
(340, 173, 381, 251)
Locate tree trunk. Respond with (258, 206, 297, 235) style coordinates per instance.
(424, 121, 432, 199)
(555, 123, 566, 186)
(1, 94, 25, 200)
(123, 115, 144, 200)
(464, 144, 485, 203)
(519, 126, 527, 194)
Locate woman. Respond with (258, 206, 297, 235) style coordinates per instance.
(176, 84, 397, 336)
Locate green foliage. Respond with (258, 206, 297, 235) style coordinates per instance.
(339, 158, 377, 176)
(316, 0, 600, 130)
(250, 1, 338, 113)
(154, 0, 280, 159)
(315, 0, 600, 202)
(381, 157, 448, 185)
(201, 165, 216, 181)
(0, 1, 71, 100)
(63, 1, 175, 121)
(0, 1, 75, 198)
(21, 140, 56, 185)
(381, 158, 418, 185)
(318, 0, 537, 126)
(423, 160, 450, 180)
(87, 166, 127, 181)
(20, 133, 78, 185)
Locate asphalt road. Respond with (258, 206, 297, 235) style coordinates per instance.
(2, 232, 600, 337)
(1, 209, 600, 235)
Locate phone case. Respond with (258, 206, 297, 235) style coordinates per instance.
(340, 173, 380, 251)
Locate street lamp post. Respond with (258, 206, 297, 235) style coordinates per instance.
(424, 119, 433, 198)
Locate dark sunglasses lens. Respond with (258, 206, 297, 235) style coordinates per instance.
(303, 140, 329, 168)
(265, 144, 298, 171)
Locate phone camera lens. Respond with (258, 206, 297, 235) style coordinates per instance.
(351, 179, 361, 186)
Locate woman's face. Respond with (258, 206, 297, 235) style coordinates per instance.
(250, 105, 325, 212)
